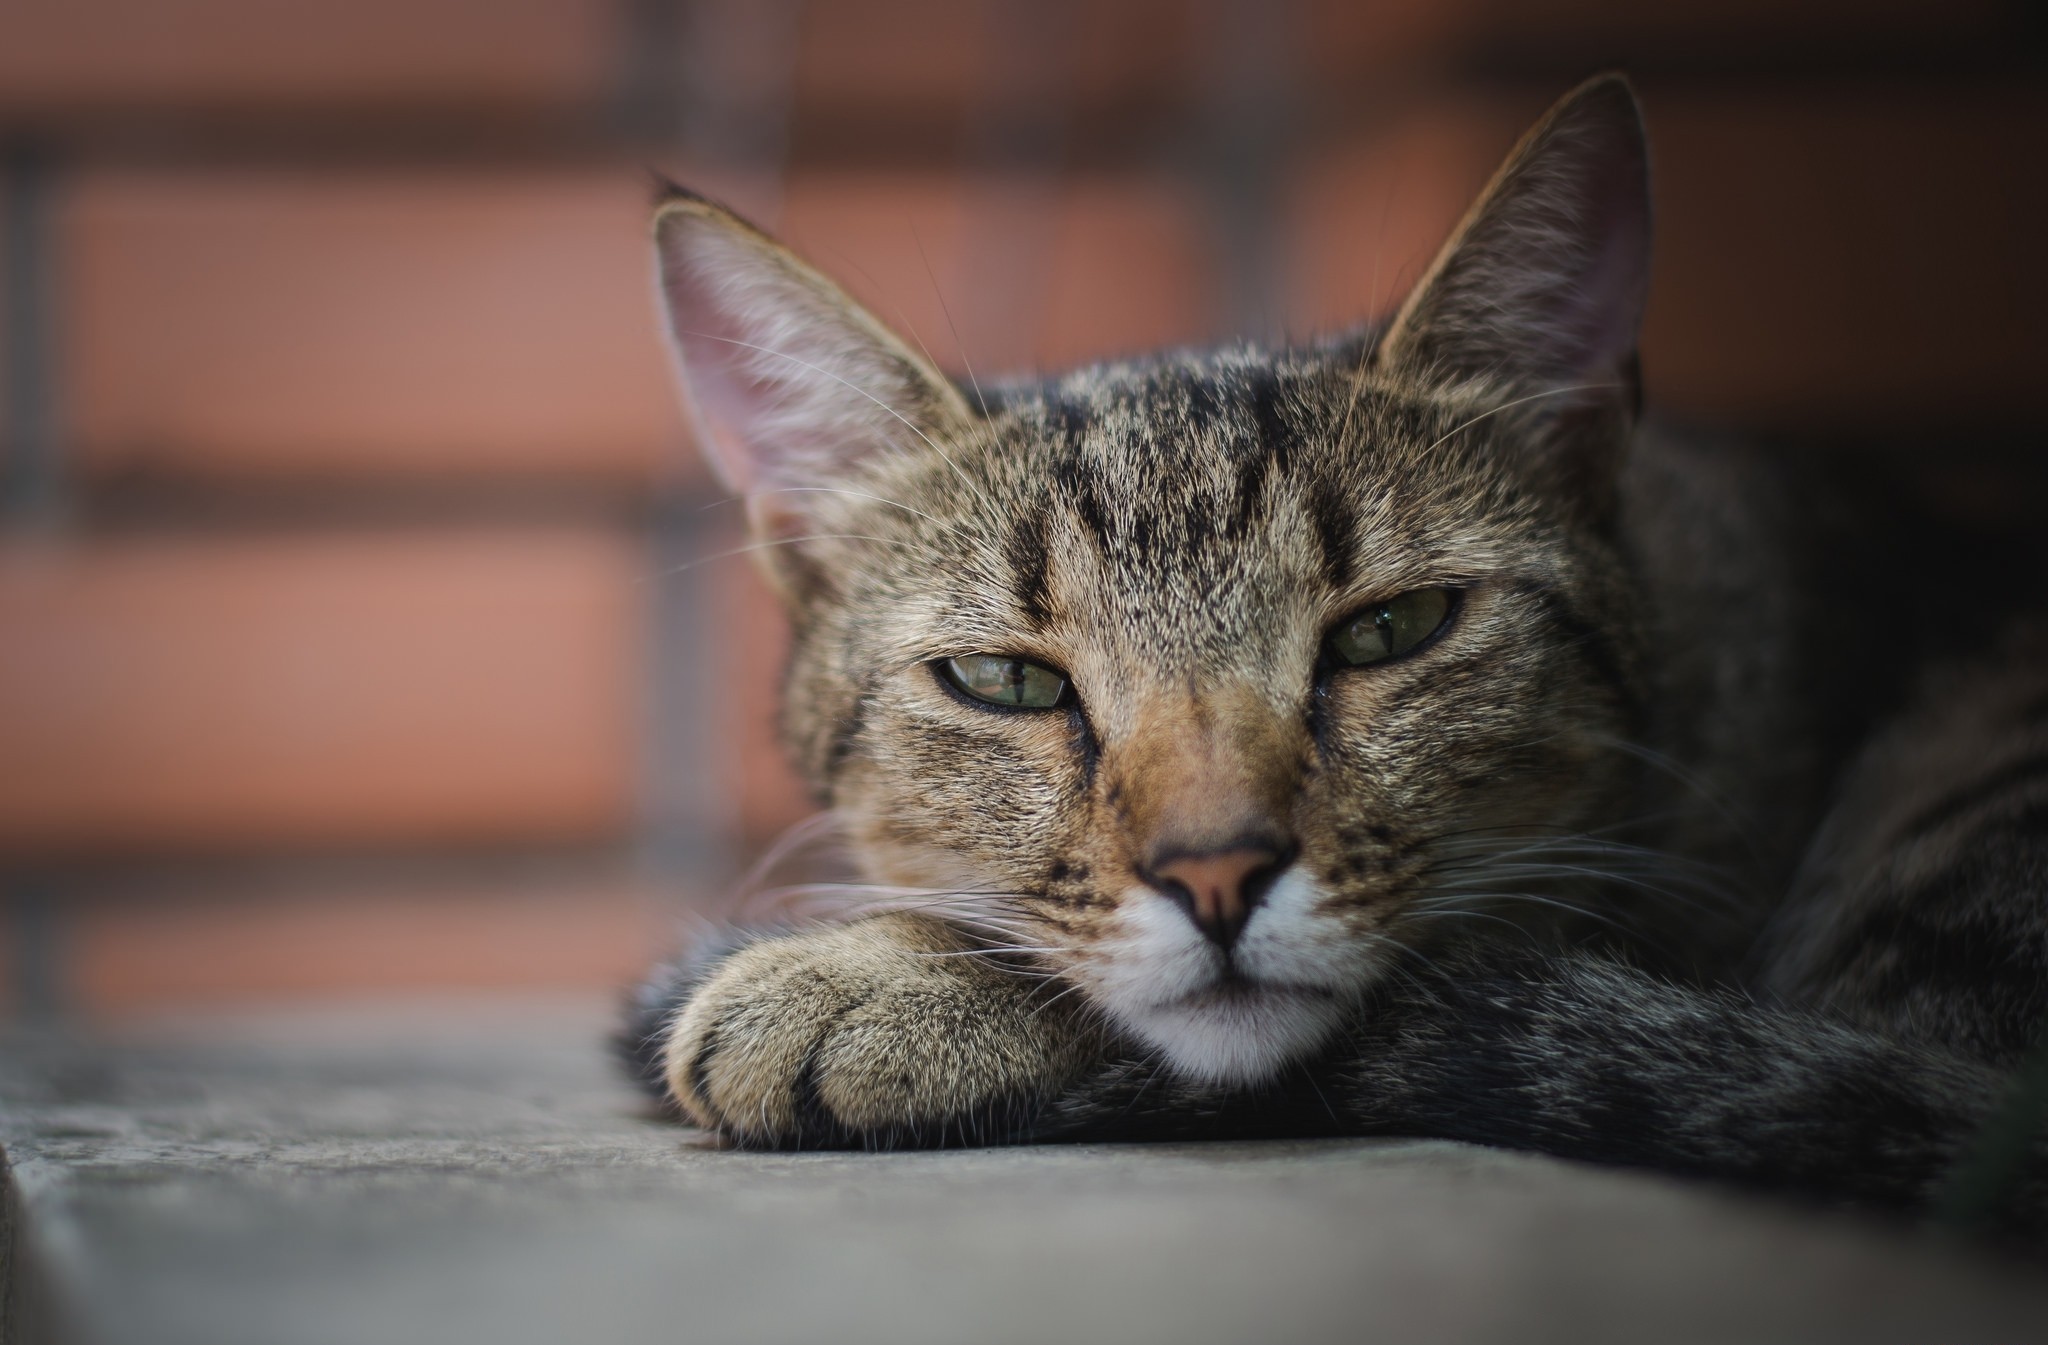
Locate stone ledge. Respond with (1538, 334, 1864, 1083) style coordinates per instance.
(5, 996, 2047, 1345)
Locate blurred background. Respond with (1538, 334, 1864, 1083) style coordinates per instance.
(0, 0, 2042, 1023)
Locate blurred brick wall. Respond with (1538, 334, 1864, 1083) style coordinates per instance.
(1, 0, 2041, 1017)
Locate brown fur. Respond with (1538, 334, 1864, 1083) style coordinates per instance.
(624, 77, 2048, 1230)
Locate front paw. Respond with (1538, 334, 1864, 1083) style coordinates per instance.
(662, 914, 1098, 1147)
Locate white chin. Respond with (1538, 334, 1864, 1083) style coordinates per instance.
(1117, 986, 1347, 1085)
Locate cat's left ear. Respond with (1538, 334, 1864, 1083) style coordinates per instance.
(652, 186, 974, 534)
(1376, 75, 1650, 483)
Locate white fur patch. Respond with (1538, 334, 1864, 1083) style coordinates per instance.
(1086, 870, 1377, 1084)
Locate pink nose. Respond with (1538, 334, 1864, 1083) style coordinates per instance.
(1144, 845, 1288, 950)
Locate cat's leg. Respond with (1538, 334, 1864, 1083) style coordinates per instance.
(622, 915, 2044, 1226)
(1019, 941, 2043, 1230)
(622, 913, 1107, 1148)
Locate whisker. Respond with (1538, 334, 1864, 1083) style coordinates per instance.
(1412, 889, 1624, 927)
(1427, 859, 1736, 909)
(912, 225, 990, 421)
(1399, 907, 1546, 934)
(1335, 341, 1375, 453)
(745, 486, 975, 539)
(1377, 935, 1463, 986)
(1586, 733, 1764, 862)
(1421, 382, 1626, 457)
(729, 811, 849, 899)
(912, 947, 1071, 963)
(1025, 980, 1089, 1022)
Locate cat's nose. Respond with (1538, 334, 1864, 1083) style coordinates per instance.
(1142, 843, 1292, 950)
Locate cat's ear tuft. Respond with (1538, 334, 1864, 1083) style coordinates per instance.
(1377, 75, 1650, 408)
(652, 192, 972, 508)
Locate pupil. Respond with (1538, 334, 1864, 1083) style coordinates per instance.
(1374, 607, 1396, 653)
(1003, 659, 1026, 703)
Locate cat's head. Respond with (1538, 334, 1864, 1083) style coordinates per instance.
(653, 76, 1652, 1083)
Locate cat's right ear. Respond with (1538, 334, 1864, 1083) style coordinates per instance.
(652, 187, 973, 532)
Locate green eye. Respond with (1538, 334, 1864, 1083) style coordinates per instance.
(940, 654, 1070, 709)
(1328, 588, 1456, 667)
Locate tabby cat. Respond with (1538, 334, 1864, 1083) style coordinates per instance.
(621, 76, 2048, 1235)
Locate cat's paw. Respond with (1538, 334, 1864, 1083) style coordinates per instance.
(661, 913, 1098, 1148)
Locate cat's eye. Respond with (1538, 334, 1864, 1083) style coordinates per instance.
(1327, 588, 1457, 667)
(939, 654, 1070, 709)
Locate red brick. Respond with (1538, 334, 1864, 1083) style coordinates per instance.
(711, 558, 811, 847)
(780, 0, 2007, 139)
(0, 0, 614, 113)
(0, 203, 9, 454)
(792, 0, 991, 114)
(789, 0, 1203, 135)
(69, 870, 676, 1017)
(0, 0, 2007, 131)
(1471, 0, 2004, 46)
(773, 172, 979, 369)
(64, 170, 693, 486)
(1289, 88, 2048, 430)
(0, 527, 643, 856)
(1286, 100, 1511, 338)
(59, 167, 1210, 489)
(1063, 1, 1203, 114)
(1036, 176, 1218, 367)
(773, 171, 1216, 378)
(1643, 88, 2048, 429)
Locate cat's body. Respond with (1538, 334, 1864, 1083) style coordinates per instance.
(622, 77, 2048, 1235)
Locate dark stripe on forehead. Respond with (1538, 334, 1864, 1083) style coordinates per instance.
(1050, 395, 1093, 448)
(1246, 368, 1296, 475)
(1227, 448, 1271, 543)
(1309, 481, 1357, 588)
(1004, 503, 1053, 629)
(1227, 369, 1297, 543)
(1059, 453, 1115, 551)
(1164, 364, 1223, 424)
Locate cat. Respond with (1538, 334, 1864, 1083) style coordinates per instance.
(619, 74, 2048, 1236)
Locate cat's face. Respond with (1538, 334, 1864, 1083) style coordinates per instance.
(656, 76, 1652, 1082)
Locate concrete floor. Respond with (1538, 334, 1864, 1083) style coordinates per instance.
(5, 995, 2048, 1345)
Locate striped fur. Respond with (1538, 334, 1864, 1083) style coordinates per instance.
(621, 76, 2048, 1234)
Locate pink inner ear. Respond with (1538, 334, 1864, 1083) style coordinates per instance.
(656, 222, 783, 495)
(744, 492, 813, 547)
(683, 356, 780, 497)
(656, 206, 959, 507)
(691, 413, 761, 496)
